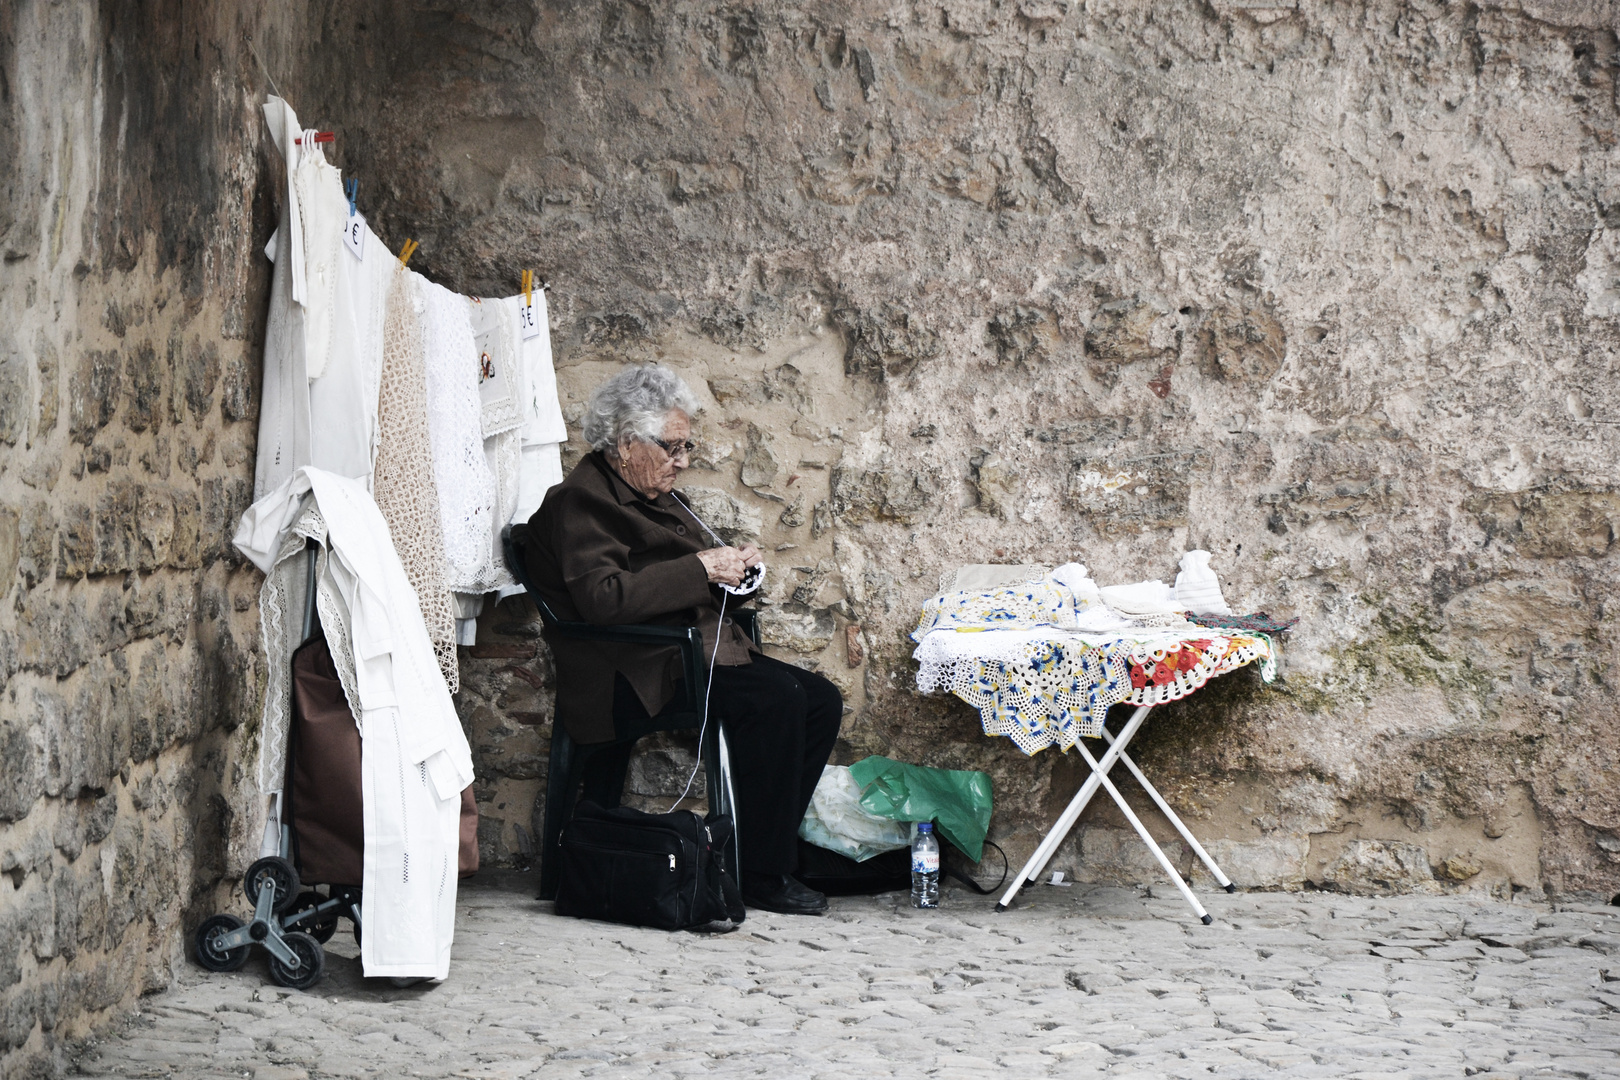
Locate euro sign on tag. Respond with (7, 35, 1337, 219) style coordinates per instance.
(519, 300, 542, 340)
(342, 211, 366, 260)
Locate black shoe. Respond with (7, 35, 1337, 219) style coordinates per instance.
(741, 873, 828, 915)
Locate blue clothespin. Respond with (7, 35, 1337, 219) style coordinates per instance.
(345, 178, 358, 217)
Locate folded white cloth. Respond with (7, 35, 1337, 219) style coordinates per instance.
(1098, 580, 1185, 616)
(1046, 563, 1131, 632)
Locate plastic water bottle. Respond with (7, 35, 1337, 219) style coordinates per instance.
(910, 822, 940, 908)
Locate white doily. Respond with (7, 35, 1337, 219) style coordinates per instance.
(418, 277, 498, 592)
(914, 627, 1274, 755)
(911, 581, 1083, 640)
(374, 267, 459, 692)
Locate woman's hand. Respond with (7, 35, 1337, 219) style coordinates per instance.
(697, 545, 762, 587)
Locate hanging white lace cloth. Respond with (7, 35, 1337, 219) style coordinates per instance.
(292, 130, 344, 380)
(913, 626, 1275, 755)
(468, 298, 523, 595)
(417, 275, 499, 592)
(470, 296, 524, 438)
(374, 266, 459, 691)
(504, 290, 567, 448)
(502, 290, 568, 530)
(253, 97, 311, 501)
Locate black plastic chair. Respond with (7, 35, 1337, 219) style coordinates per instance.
(502, 525, 755, 901)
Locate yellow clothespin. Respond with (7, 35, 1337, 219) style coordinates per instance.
(398, 239, 419, 267)
(521, 269, 533, 309)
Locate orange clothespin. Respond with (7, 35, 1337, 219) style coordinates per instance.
(521, 269, 533, 309)
(294, 131, 335, 145)
(398, 239, 419, 267)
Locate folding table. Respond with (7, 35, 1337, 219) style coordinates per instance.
(912, 624, 1276, 923)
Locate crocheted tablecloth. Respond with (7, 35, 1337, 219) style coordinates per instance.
(913, 627, 1275, 755)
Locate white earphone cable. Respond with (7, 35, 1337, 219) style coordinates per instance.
(668, 588, 726, 812)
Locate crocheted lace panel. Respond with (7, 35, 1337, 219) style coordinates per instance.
(913, 627, 1275, 755)
(374, 267, 459, 692)
(911, 581, 1082, 639)
(418, 277, 499, 592)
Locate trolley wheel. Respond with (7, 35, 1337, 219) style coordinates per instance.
(194, 914, 250, 972)
(243, 857, 301, 915)
(286, 891, 338, 943)
(268, 931, 326, 990)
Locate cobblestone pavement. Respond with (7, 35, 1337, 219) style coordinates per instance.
(67, 873, 1620, 1079)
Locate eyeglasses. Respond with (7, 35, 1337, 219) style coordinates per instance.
(648, 436, 696, 459)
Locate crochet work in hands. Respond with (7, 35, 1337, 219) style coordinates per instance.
(374, 267, 459, 692)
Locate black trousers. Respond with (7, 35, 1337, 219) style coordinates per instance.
(584, 654, 843, 877)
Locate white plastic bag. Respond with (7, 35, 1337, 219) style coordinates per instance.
(797, 765, 912, 862)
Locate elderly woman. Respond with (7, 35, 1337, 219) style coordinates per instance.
(525, 364, 841, 916)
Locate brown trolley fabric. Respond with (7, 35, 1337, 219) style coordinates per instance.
(286, 634, 479, 887)
(287, 636, 366, 887)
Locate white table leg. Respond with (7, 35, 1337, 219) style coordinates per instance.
(1072, 738, 1212, 924)
(1097, 726, 1236, 893)
(996, 705, 1154, 911)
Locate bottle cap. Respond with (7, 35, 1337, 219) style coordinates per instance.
(916, 822, 932, 833)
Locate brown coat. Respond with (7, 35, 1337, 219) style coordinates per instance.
(525, 451, 758, 744)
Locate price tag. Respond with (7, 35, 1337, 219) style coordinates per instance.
(518, 300, 542, 340)
(341, 211, 366, 260)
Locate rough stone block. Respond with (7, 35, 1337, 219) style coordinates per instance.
(0, 705, 46, 821)
(68, 349, 121, 444)
(679, 487, 761, 547)
(178, 337, 218, 423)
(0, 347, 29, 446)
(1192, 835, 1309, 891)
(1321, 840, 1438, 895)
(0, 508, 20, 595)
(16, 501, 53, 589)
(760, 608, 836, 654)
(122, 341, 164, 433)
(1065, 448, 1207, 533)
(739, 424, 780, 490)
(1195, 304, 1286, 384)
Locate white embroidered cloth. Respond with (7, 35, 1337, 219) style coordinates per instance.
(291, 131, 344, 380)
(417, 275, 499, 592)
(501, 291, 568, 447)
(914, 626, 1275, 755)
(470, 296, 524, 438)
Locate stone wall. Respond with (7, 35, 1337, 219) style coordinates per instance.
(8, 1, 1620, 1071)
(0, 2, 394, 1075)
(378, 0, 1620, 903)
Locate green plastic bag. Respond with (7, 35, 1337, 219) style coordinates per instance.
(847, 756, 993, 862)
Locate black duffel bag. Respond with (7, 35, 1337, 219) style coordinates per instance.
(554, 801, 745, 931)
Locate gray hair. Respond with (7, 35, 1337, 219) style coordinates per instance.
(581, 364, 701, 453)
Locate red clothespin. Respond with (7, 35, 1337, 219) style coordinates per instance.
(294, 132, 335, 146)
